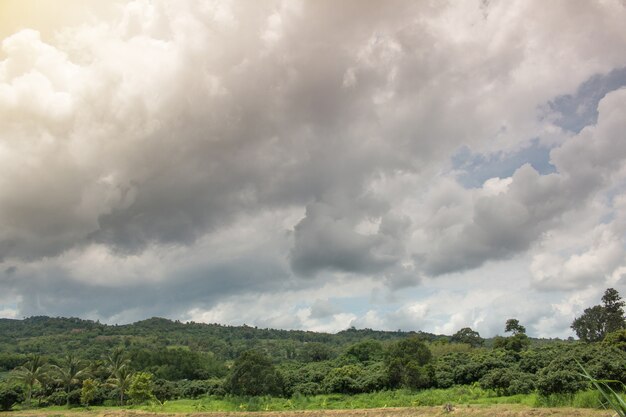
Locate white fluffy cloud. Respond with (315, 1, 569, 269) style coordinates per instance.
(1, 0, 626, 336)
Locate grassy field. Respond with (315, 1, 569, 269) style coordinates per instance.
(3, 386, 621, 417)
(2, 405, 615, 417)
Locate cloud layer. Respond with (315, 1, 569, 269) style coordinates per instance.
(1, 0, 626, 337)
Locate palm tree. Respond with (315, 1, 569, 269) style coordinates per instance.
(105, 347, 133, 405)
(11, 355, 49, 406)
(106, 347, 130, 375)
(50, 355, 90, 406)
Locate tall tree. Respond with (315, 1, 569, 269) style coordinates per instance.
(108, 366, 133, 406)
(602, 288, 626, 333)
(451, 327, 484, 347)
(571, 288, 626, 342)
(494, 319, 530, 352)
(106, 347, 133, 405)
(10, 355, 48, 406)
(224, 350, 283, 396)
(385, 336, 432, 389)
(505, 319, 526, 335)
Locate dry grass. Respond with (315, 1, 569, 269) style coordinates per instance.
(4, 405, 614, 417)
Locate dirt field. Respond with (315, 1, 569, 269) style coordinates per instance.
(4, 405, 615, 417)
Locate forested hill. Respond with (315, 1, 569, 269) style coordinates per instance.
(1, 312, 625, 409)
(0, 315, 443, 362)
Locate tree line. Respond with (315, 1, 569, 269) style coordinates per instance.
(0, 288, 624, 411)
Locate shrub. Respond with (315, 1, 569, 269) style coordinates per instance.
(128, 372, 155, 404)
(0, 383, 23, 411)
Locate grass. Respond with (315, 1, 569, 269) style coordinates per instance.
(84, 387, 621, 412)
(5, 385, 623, 415)
(579, 363, 626, 417)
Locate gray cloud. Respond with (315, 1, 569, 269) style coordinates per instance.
(1, 0, 626, 335)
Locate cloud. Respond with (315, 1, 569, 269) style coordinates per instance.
(1, 0, 626, 336)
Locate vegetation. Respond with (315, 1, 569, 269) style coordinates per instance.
(572, 288, 626, 342)
(0, 288, 624, 412)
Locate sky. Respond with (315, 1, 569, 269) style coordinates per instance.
(1, 0, 626, 338)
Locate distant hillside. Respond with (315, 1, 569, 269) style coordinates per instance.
(0, 315, 444, 365)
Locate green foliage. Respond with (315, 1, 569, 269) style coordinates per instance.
(572, 288, 626, 342)
(494, 319, 530, 352)
(130, 347, 226, 380)
(493, 333, 531, 352)
(344, 340, 384, 363)
(224, 350, 283, 396)
(535, 343, 626, 396)
(0, 382, 23, 411)
(177, 378, 225, 399)
(573, 305, 610, 342)
(603, 329, 626, 351)
(2, 312, 626, 410)
(128, 372, 155, 404)
(50, 354, 90, 406)
(451, 327, 484, 347)
(579, 362, 626, 416)
(105, 349, 133, 406)
(80, 378, 98, 407)
(10, 354, 49, 406)
(322, 365, 366, 394)
(505, 319, 526, 335)
(602, 288, 626, 334)
(299, 342, 335, 362)
(479, 368, 535, 395)
(386, 336, 432, 389)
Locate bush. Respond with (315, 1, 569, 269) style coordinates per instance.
(224, 350, 283, 397)
(292, 382, 322, 396)
(46, 390, 68, 406)
(178, 378, 225, 399)
(153, 378, 179, 401)
(322, 365, 366, 394)
(128, 372, 155, 404)
(480, 368, 535, 395)
(0, 384, 23, 411)
(81, 379, 98, 407)
(536, 369, 586, 396)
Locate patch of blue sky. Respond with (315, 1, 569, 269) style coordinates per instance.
(549, 67, 626, 133)
(452, 139, 556, 188)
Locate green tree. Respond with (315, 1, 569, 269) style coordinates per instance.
(572, 288, 626, 342)
(385, 336, 432, 389)
(602, 288, 626, 333)
(450, 327, 484, 347)
(493, 319, 530, 353)
(80, 379, 98, 408)
(106, 347, 133, 405)
(298, 342, 334, 362)
(344, 340, 384, 363)
(224, 350, 283, 396)
(127, 372, 155, 404)
(10, 355, 48, 406)
(108, 366, 133, 405)
(50, 355, 90, 406)
(504, 319, 526, 335)
(322, 364, 365, 394)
